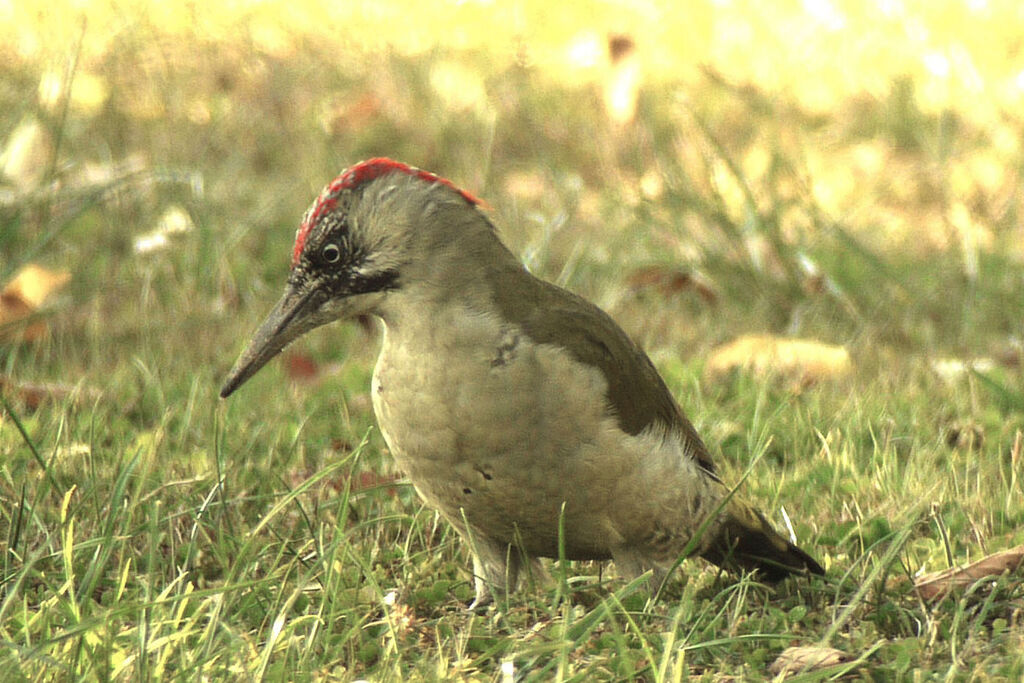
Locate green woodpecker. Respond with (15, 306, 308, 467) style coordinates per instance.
(221, 158, 824, 607)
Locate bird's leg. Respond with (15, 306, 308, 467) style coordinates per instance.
(465, 533, 522, 610)
(610, 545, 666, 596)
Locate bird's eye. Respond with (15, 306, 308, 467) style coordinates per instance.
(321, 243, 341, 264)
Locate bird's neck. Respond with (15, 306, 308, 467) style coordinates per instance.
(375, 228, 526, 336)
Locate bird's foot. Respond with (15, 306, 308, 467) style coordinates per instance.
(466, 594, 493, 613)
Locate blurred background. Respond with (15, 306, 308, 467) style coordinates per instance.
(1, 0, 1022, 419)
(2, 1, 1024, 352)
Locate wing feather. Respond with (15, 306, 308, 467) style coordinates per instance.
(488, 264, 718, 479)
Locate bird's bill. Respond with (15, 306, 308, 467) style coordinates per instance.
(219, 283, 321, 398)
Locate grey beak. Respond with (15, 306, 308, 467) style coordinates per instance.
(220, 283, 320, 398)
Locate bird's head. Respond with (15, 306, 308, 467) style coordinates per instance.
(220, 158, 486, 398)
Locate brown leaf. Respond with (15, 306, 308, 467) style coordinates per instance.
(353, 470, 401, 497)
(2, 265, 70, 309)
(944, 419, 984, 450)
(705, 335, 851, 385)
(914, 544, 1024, 601)
(995, 343, 1022, 369)
(769, 645, 850, 676)
(608, 34, 636, 64)
(0, 265, 71, 342)
(330, 438, 353, 452)
(0, 375, 99, 409)
(626, 266, 718, 303)
(0, 292, 34, 338)
(283, 351, 319, 382)
(321, 91, 382, 136)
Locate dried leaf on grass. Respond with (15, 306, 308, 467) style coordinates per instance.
(0, 118, 53, 189)
(320, 91, 382, 136)
(625, 265, 718, 303)
(382, 590, 421, 640)
(931, 357, 996, 382)
(350, 470, 401, 498)
(914, 544, 1024, 601)
(603, 34, 640, 125)
(0, 375, 100, 409)
(944, 419, 984, 450)
(290, 464, 401, 497)
(769, 645, 850, 676)
(705, 334, 851, 384)
(38, 69, 109, 116)
(2, 264, 69, 309)
(284, 351, 320, 382)
(995, 343, 1022, 369)
(0, 264, 71, 342)
(133, 204, 195, 254)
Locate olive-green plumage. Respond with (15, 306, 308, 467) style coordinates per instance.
(221, 159, 823, 606)
(486, 262, 821, 583)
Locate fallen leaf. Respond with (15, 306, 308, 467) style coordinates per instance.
(0, 118, 53, 189)
(995, 343, 1022, 369)
(38, 69, 109, 116)
(944, 419, 984, 450)
(52, 442, 92, 463)
(384, 593, 420, 640)
(0, 265, 71, 342)
(503, 171, 546, 201)
(133, 204, 195, 254)
(638, 169, 664, 200)
(284, 351, 319, 382)
(320, 91, 382, 136)
(330, 438, 353, 452)
(626, 265, 718, 302)
(72, 154, 148, 188)
(430, 60, 489, 114)
(705, 335, 851, 385)
(353, 470, 401, 497)
(3, 265, 70, 309)
(931, 357, 996, 382)
(603, 34, 640, 125)
(320, 468, 402, 497)
(914, 545, 1024, 601)
(0, 291, 33, 338)
(0, 375, 100, 409)
(769, 645, 850, 676)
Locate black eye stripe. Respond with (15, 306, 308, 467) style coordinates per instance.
(348, 268, 400, 295)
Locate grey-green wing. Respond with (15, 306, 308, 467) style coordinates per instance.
(490, 267, 718, 479)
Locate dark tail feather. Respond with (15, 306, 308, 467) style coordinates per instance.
(701, 500, 825, 581)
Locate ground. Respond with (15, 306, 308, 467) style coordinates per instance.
(1, 1, 1023, 679)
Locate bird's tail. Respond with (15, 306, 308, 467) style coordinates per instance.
(699, 497, 824, 581)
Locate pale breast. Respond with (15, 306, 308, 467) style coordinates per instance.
(369, 304, 713, 559)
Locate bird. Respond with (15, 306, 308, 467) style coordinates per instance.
(220, 158, 824, 607)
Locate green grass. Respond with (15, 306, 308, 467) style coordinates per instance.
(2, 30, 1024, 681)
